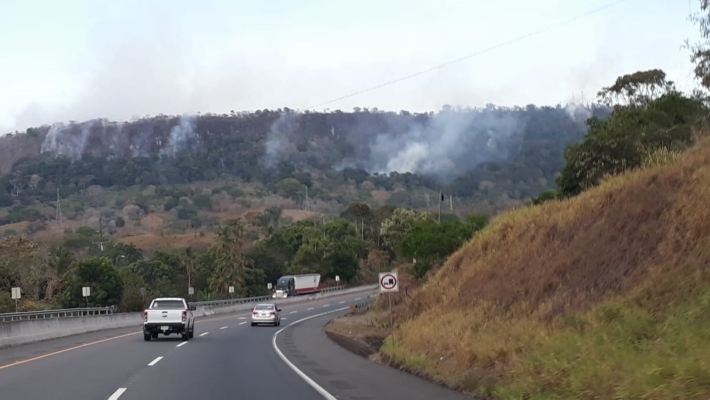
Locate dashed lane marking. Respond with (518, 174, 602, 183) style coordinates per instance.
(147, 356, 163, 366)
(108, 388, 127, 400)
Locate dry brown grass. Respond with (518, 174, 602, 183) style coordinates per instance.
(0, 221, 30, 233)
(117, 232, 217, 251)
(382, 137, 710, 398)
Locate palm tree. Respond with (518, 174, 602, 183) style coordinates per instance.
(209, 219, 251, 295)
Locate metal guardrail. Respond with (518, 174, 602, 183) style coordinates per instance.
(0, 307, 116, 322)
(191, 285, 347, 307)
(349, 294, 376, 314)
(0, 285, 348, 322)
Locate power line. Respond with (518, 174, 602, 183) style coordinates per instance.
(305, 0, 629, 110)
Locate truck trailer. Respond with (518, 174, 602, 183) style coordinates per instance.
(272, 273, 321, 298)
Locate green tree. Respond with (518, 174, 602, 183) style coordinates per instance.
(379, 208, 433, 252)
(209, 219, 251, 295)
(398, 219, 474, 278)
(61, 257, 124, 307)
(556, 70, 704, 196)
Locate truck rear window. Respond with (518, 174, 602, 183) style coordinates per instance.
(151, 300, 185, 308)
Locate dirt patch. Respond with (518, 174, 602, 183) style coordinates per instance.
(370, 190, 391, 202)
(118, 232, 216, 251)
(0, 221, 30, 233)
(281, 209, 322, 222)
(140, 214, 164, 230)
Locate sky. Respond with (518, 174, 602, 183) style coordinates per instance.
(0, 0, 703, 133)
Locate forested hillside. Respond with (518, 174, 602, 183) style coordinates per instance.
(0, 103, 610, 313)
(0, 105, 608, 209)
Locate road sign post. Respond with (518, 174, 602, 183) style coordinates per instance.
(82, 286, 90, 308)
(229, 285, 235, 298)
(188, 286, 195, 297)
(267, 282, 273, 290)
(11, 287, 20, 312)
(335, 275, 340, 287)
(378, 272, 399, 339)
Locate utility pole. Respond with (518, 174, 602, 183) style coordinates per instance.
(425, 193, 430, 209)
(449, 194, 453, 211)
(304, 186, 309, 211)
(438, 190, 443, 223)
(56, 187, 63, 229)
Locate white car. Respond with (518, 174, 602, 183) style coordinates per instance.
(250, 303, 281, 326)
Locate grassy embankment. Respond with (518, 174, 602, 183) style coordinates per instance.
(379, 139, 710, 399)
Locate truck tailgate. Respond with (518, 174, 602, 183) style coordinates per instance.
(146, 309, 183, 324)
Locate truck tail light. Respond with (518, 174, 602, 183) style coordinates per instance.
(143, 311, 148, 322)
(182, 310, 187, 322)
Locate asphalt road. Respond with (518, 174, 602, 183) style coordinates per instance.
(0, 291, 374, 400)
(0, 289, 471, 400)
(275, 309, 475, 400)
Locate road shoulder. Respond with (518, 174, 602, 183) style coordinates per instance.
(276, 310, 476, 400)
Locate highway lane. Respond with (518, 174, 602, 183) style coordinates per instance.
(117, 294, 371, 400)
(276, 309, 475, 399)
(0, 290, 374, 400)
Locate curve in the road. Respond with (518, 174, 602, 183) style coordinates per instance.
(272, 307, 349, 400)
(0, 291, 373, 400)
(273, 307, 476, 400)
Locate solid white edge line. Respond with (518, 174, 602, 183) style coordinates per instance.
(147, 356, 163, 366)
(108, 387, 127, 400)
(272, 307, 349, 400)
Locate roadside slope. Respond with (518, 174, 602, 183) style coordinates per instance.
(383, 138, 710, 399)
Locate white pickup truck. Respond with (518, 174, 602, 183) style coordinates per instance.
(143, 297, 196, 341)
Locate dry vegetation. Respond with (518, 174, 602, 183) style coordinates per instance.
(339, 137, 710, 398)
(324, 267, 424, 358)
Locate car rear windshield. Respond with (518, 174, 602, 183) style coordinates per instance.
(254, 305, 274, 310)
(151, 300, 185, 309)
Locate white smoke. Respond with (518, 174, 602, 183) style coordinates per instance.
(39, 115, 197, 161)
(159, 115, 197, 158)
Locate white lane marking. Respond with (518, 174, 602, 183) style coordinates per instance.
(108, 388, 127, 400)
(338, 301, 345, 304)
(322, 304, 330, 307)
(147, 356, 163, 366)
(200, 332, 209, 337)
(239, 321, 247, 325)
(281, 317, 287, 320)
(355, 297, 361, 300)
(238, 317, 247, 319)
(220, 326, 228, 330)
(272, 307, 349, 400)
(176, 341, 188, 347)
(290, 310, 297, 314)
(307, 307, 314, 310)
